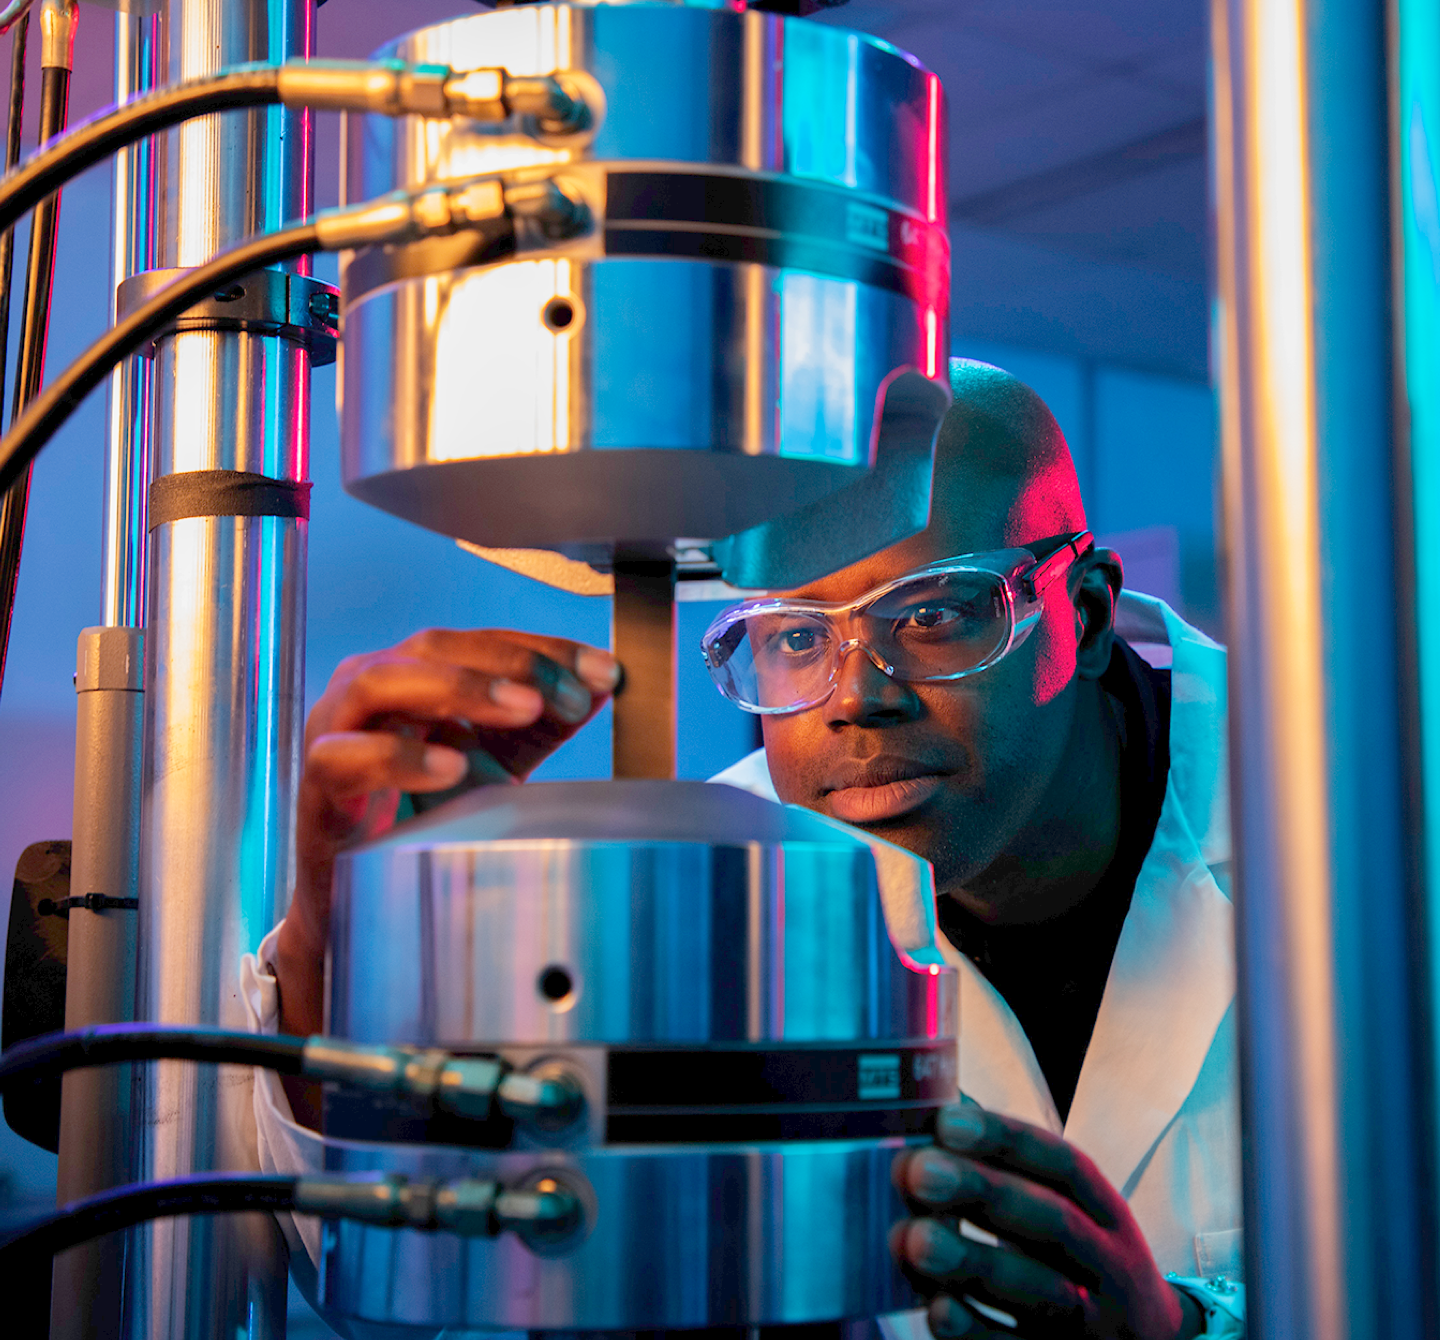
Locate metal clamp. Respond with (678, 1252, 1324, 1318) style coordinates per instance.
(115, 268, 340, 366)
(37, 893, 138, 918)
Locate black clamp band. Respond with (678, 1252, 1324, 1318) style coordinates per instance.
(38, 893, 139, 918)
(116, 267, 340, 366)
(148, 470, 312, 532)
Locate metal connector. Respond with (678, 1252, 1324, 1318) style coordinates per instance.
(300, 1039, 508, 1121)
(293, 1173, 585, 1246)
(313, 173, 591, 253)
(274, 60, 599, 136)
(496, 1064, 587, 1132)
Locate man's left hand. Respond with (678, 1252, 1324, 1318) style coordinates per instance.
(890, 1104, 1205, 1339)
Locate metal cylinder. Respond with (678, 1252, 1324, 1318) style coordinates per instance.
(126, 1, 314, 1337)
(1211, 0, 1439, 1335)
(338, 2, 950, 584)
(318, 780, 955, 1332)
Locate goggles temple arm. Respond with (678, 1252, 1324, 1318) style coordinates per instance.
(1018, 530, 1094, 602)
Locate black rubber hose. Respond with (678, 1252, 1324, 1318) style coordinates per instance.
(0, 11, 27, 421)
(0, 66, 281, 240)
(0, 1024, 308, 1093)
(0, 218, 321, 494)
(0, 1173, 299, 1273)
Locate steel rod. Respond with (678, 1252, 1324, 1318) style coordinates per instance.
(127, 0, 315, 1336)
(1212, 0, 1439, 1334)
(611, 552, 677, 779)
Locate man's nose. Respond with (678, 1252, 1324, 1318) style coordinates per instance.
(822, 642, 922, 727)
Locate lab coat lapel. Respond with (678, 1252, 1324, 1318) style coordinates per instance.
(1062, 597, 1235, 1195)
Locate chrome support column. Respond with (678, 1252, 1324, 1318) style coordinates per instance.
(1212, 0, 1439, 1335)
(127, 0, 314, 1336)
(52, 11, 165, 1338)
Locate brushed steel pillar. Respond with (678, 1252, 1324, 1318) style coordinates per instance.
(126, 1, 314, 1337)
(1212, 0, 1439, 1335)
(51, 13, 166, 1339)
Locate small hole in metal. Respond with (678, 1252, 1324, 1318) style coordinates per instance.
(542, 297, 575, 332)
(538, 964, 574, 1001)
(214, 285, 245, 303)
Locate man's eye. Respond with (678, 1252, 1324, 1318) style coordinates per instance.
(897, 602, 984, 635)
(779, 627, 820, 653)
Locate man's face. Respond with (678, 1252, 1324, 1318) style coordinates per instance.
(760, 489, 1085, 904)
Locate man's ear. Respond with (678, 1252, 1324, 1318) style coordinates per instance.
(1071, 547, 1123, 680)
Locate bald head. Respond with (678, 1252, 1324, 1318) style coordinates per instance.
(928, 359, 1086, 553)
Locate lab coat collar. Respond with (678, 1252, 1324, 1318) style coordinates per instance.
(953, 594, 1236, 1194)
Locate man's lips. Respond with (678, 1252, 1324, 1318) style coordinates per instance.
(822, 758, 949, 824)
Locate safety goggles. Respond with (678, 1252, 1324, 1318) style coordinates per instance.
(701, 531, 1095, 715)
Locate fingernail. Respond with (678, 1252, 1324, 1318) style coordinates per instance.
(939, 1105, 985, 1150)
(552, 673, 592, 723)
(909, 1150, 962, 1203)
(575, 648, 621, 693)
(422, 744, 467, 785)
(905, 1219, 964, 1275)
(489, 678, 543, 716)
(928, 1296, 974, 1338)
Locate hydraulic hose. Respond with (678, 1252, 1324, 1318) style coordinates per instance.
(0, 58, 597, 241)
(0, 9, 26, 420)
(0, 1021, 586, 1126)
(0, 171, 590, 495)
(0, 1170, 583, 1272)
(0, 1, 64, 700)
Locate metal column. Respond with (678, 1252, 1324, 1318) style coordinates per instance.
(51, 12, 165, 1339)
(126, 0, 313, 1336)
(1212, 0, 1439, 1335)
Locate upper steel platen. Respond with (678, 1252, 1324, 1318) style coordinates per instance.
(319, 782, 958, 1332)
(338, 1, 950, 586)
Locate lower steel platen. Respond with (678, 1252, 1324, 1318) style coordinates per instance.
(318, 781, 958, 1332)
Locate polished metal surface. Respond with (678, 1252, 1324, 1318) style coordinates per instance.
(323, 781, 954, 1331)
(52, 13, 166, 1336)
(317, 1138, 919, 1332)
(1212, 0, 1439, 1335)
(101, 6, 164, 629)
(53, 627, 145, 1340)
(127, 1, 314, 1338)
(331, 781, 953, 1049)
(339, 3, 950, 581)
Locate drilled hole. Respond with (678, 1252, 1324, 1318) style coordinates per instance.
(542, 296, 575, 332)
(213, 285, 245, 303)
(538, 964, 574, 1002)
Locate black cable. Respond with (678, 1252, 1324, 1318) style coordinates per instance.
(0, 219, 321, 494)
(0, 10, 27, 421)
(0, 1024, 308, 1093)
(0, 1173, 298, 1273)
(0, 14, 26, 703)
(0, 66, 281, 241)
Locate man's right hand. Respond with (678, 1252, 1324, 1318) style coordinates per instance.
(275, 629, 620, 1061)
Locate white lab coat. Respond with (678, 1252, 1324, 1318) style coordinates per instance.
(712, 591, 1244, 1283)
(244, 591, 1241, 1316)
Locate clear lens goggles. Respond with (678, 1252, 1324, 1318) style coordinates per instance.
(701, 531, 1094, 715)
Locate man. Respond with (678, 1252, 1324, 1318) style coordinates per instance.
(245, 361, 1242, 1338)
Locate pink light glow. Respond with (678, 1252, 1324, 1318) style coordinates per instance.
(926, 74, 941, 223)
(924, 306, 939, 379)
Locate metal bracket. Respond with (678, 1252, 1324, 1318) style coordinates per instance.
(115, 267, 340, 366)
(38, 893, 139, 918)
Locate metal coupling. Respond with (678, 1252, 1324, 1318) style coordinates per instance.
(293, 1173, 584, 1246)
(496, 1065, 587, 1131)
(39, 0, 77, 72)
(274, 60, 598, 136)
(299, 1038, 507, 1120)
(277, 58, 453, 118)
(504, 176, 593, 242)
(315, 174, 592, 252)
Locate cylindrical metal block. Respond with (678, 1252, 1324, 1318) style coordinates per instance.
(320, 780, 957, 1332)
(339, 2, 950, 559)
